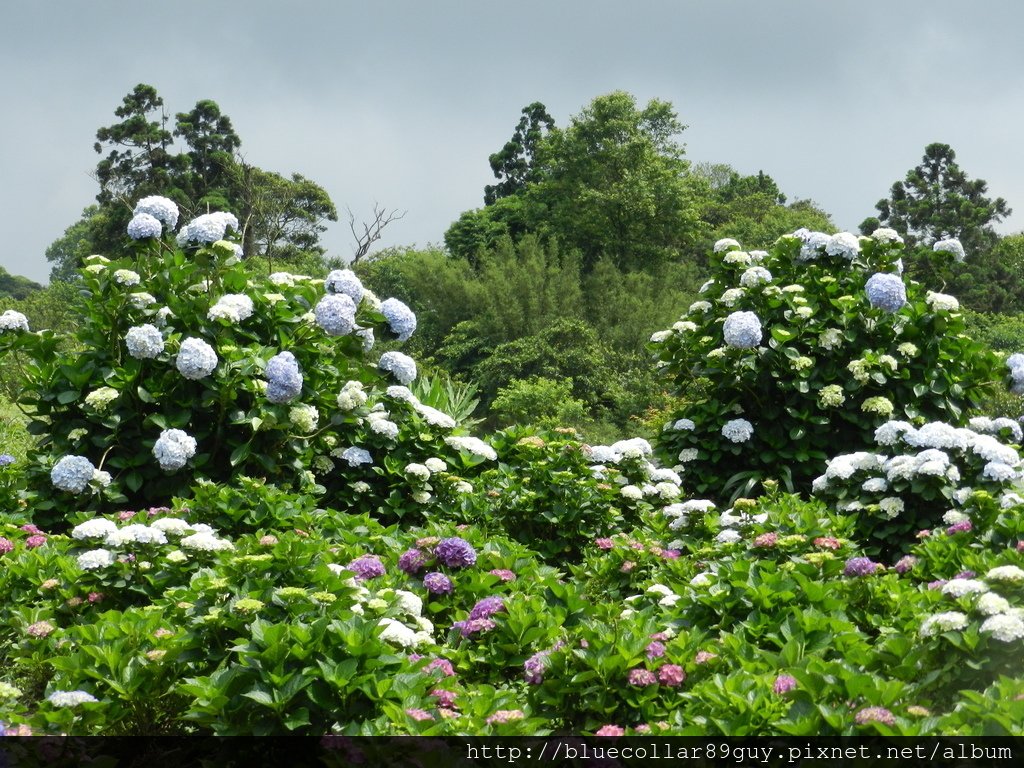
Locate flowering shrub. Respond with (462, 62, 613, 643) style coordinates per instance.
(0, 198, 478, 529)
(652, 231, 1001, 502)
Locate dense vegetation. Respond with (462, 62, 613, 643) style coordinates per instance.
(3, 87, 1024, 737)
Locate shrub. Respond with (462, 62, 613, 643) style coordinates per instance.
(0, 198, 476, 530)
(653, 231, 1003, 500)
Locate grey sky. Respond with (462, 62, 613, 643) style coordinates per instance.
(3, 1, 1023, 284)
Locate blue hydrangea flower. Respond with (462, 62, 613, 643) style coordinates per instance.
(176, 212, 239, 245)
(153, 429, 197, 471)
(176, 338, 218, 380)
(341, 446, 372, 466)
(134, 195, 180, 229)
(381, 298, 417, 341)
(314, 294, 356, 336)
(51, 455, 96, 494)
(723, 311, 762, 349)
(266, 351, 303, 403)
(379, 351, 417, 384)
(865, 273, 907, 313)
(0, 454, 16, 466)
(125, 324, 165, 360)
(127, 212, 163, 240)
(325, 269, 365, 303)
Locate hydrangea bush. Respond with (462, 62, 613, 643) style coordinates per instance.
(0, 197, 466, 529)
(653, 230, 1002, 502)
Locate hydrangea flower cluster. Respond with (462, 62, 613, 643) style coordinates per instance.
(134, 195, 179, 229)
(933, 238, 966, 262)
(721, 419, 754, 443)
(0, 309, 29, 333)
(379, 351, 417, 385)
(723, 311, 762, 349)
(152, 429, 198, 471)
(125, 324, 165, 359)
(127, 213, 163, 239)
(325, 269, 364, 303)
(176, 338, 218, 380)
(381, 298, 417, 341)
(865, 272, 907, 313)
(176, 212, 239, 245)
(51, 455, 96, 494)
(208, 294, 255, 323)
(266, 351, 303, 403)
(314, 294, 357, 336)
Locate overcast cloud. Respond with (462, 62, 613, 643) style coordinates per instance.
(2, 0, 1023, 284)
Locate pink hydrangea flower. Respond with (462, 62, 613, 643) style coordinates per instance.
(657, 664, 686, 686)
(595, 725, 625, 736)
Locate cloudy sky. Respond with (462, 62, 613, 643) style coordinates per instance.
(3, 1, 1023, 284)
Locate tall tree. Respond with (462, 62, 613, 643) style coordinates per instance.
(173, 99, 242, 207)
(484, 102, 554, 205)
(860, 142, 1010, 254)
(528, 91, 704, 272)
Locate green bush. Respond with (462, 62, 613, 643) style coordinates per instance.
(653, 231, 1003, 500)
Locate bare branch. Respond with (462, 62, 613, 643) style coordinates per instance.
(348, 203, 407, 263)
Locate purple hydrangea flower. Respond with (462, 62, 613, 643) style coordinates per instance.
(468, 596, 506, 620)
(266, 351, 303, 404)
(347, 555, 385, 581)
(454, 618, 496, 637)
(773, 675, 798, 694)
(854, 706, 896, 726)
(398, 548, 429, 575)
(865, 273, 907, 313)
(434, 537, 477, 568)
(628, 668, 657, 686)
(0, 454, 15, 466)
(423, 572, 454, 595)
(947, 520, 973, 535)
(844, 557, 880, 577)
(646, 641, 666, 659)
(894, 556, 918, 574)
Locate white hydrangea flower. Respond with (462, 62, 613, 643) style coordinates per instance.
(977, 592, 1012, 616)
(369, 418, 399, 440)
(719, 288, 744, 307)
(149, 518, 193, 536)
(871, 227, 903, 244)
(113, 269, 141, 286)
(713, 238, 740, 252)
(444, 435, 497, 461)
(377, 617, 417, 647)
(77, 548, 116, 571)
(129, 292, 157, 308)
(620, 485, 643, 500)
(611, 437, 653, 459)
(405, 462, 431, 482)
(107, 524, 167, 547)
(941, 579, 989, 598)
(208, 294, 255, 323)
(289, 404, 320, 433)
(721, 418, 753, 443)
(980, 613, 1024, 642)
(824, 232, 860, 259)
(723, 250, 752, 265)
(340, 446, 372, 466)
(425, 457, 447, 473)
(715, 529, 741, 544)
(176, 212, 239, 245)
(127, 213, 162, 239)
(878, 497, 904, 519)
(688, 300, 712, 314)
(413, 402, 458, 429)
(337, 380, 368, 411)
(919, 611, 969, 636)
(986, 565, 1024, 583)
(84, 387, 120, 411)
(71, 518, 119, 540)
(393, 589, 423, 617)
(47, 690, 99, 707)
(0, 309, 30, 333)
(650, 330, 672, 342)
(180, 531, 234, 552)
(933, 238, 966, 262)
(739, 266, 773, 288)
